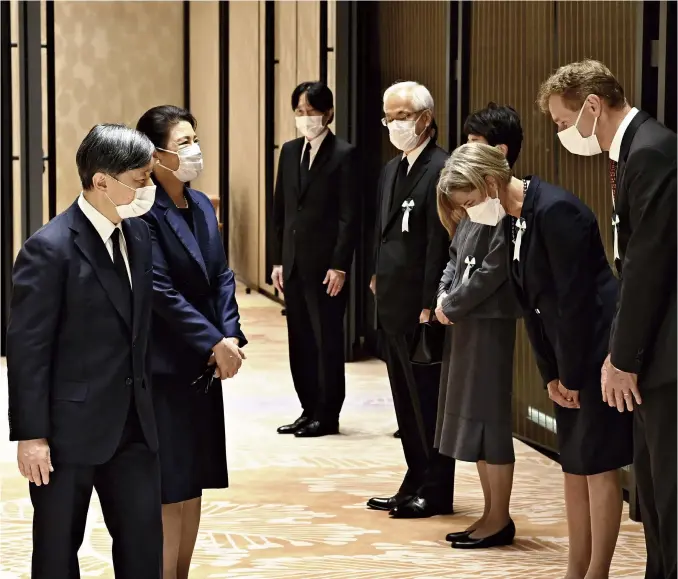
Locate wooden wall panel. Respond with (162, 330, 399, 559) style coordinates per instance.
(296, 1, 320, 86)
(468, 1, 640, 452)
(376, 1, 449, 159)
(228, 1, 261, 287)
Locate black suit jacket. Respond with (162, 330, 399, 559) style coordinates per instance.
(273, 131, 359, 281)
(373, 140, 450, 335)
(611, 112, 677, 389)
(7, 201, 157, 465)
(507, 177, 618, 390)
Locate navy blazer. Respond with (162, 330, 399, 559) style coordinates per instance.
(506, 176, 618, 391)
(142, 183, 246, 384)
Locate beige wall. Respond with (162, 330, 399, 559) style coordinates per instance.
(53, 1, 183, 214)
(189, 1, 220, 202)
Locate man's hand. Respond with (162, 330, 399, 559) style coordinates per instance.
(271, 265, 284, 293)
(324, 269, 346, 297)
(419, 309, 432, 324)
(435, 306, 453, 325)
(547, 379, 580, 409)
(212, 338, 245, 380)
(369, 275, 376, 295)
(601, 354, 641, 412)
(18, 438, 53, 486)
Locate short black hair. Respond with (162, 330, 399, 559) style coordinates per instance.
(291, 81, 334, 124)
(136, 105, 197, 150)
(76, 124, 155, 190)
(463, 103, 523, 168)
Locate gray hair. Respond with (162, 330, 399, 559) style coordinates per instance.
(76, 123, 155, 189)
(383, 81, 435, 112)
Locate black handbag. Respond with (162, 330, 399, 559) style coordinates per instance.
(410, 303, 446, 365)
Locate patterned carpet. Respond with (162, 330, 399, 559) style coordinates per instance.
(0, 288, 645, 578)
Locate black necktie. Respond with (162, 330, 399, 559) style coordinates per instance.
(111, 228, 132, 308)
(300, 142, 311, 190)
(390, 157, 410, 211)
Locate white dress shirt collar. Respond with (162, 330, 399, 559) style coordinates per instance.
(609, 107, 639, 162)
(77, 193, 121, 243)
(302, 128, 330, 168)
(402, 137, 431, 173)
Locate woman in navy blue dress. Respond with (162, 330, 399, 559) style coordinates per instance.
(438, 142, 632, 579)
(137, 105, 247, 579)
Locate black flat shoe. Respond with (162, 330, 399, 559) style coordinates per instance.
(452, 520, 515, 549)
(445, 530, 472, 542)
(277, 416, 310, 434)
(366, 494, 412, 511)
(389, 496, 454, 519)
(294, 420, 339, 438)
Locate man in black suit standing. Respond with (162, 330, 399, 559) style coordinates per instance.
(540, 60, 677, 579)
(368, 81, 455, 519)
(272, 82, 359, 438)
(7, 124, 162, 579)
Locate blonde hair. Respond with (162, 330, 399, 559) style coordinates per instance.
(537, 59, 626, 114)
(437, 143, 511, 236)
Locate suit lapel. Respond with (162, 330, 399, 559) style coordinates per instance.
(123, 219, 145, 336)
(70, 203, 132, 329)
(164, 206, 209, 282)
(511, 176, 538, 306)
(383, 146, 432, 234)
(288, 139, 303, 199)
(299, 132, 335, 202)
(381, 159, 399, 233)
(617, 111, 651, 191)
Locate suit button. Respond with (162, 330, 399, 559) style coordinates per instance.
(132, 341, 136, 349)
(125, 377, 133, 387)
(381, 238, 387, 244)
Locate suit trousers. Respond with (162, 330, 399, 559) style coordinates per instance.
(29, 396, 162, 579)
(383, 332, 455, 506)
(634, 382, 677, 579)
(284, 269, 347, 423)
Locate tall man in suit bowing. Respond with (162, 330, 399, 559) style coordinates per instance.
(272, 82, 359, 438)
(540, 60, 677, 579)
(7, 124, 162, 579)
(368, 81, 455, 519)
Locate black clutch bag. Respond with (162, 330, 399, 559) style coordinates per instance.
(410, 306, 446, 365)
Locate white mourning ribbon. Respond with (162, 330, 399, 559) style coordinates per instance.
(401, 199, 415, 232)
(462, 256, 476, 285)
(513, 218, 527, 261)
(612, 214, 620, 260)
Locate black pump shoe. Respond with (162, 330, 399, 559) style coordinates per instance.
(445, 529, 472, 542)
(452, 520, 515, 549)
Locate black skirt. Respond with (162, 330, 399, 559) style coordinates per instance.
(153, 376, 228, 504)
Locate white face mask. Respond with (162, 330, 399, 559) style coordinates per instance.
(295, 115, 326, 140)
(387, 113, 426, 152)
(106, 178, 156, 219)
(465, 196, 506, 226)
(158, 143, 204, 182)
(557, 101, 602, 156)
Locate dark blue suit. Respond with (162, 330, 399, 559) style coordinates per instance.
(142, 182, 246, 504)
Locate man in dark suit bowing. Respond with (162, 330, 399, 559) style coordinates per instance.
(368, 81, 455, 519)
(272, 81, 359, 438)
(540, 60, 677, 579)
(7, 124, 162, 579)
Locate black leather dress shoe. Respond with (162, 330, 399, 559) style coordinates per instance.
(393, 430, 401, 438)
(277, 416, 310, 434)
(294, 420, 339, 438)
(389, 496, 454, 519)
(445, 530, 472, 542)
(366, 494, 412, 511)
(452, 520, 515, 549)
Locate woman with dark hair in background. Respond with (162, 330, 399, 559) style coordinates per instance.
(438, 142, 632, 579)
(433, 104, 522, 549)
(136, 105, 247, 579)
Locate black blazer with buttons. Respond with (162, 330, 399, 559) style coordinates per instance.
(273, 131, 359, 281)
(373, 140, 450, 335)
(611, 112, 676, 389)
(506, 176, 618, 390)
(7, 200, 158, 465)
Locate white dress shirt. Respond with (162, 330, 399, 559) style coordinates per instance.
(300, 128, 330, 168)
(402, 137, 431, 174)
(609, 107, 639, 162)
(78, 193, 132, 287)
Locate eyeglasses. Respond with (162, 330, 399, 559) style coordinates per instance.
(190, 365, 217, 394)
(381, 109, 426, 127)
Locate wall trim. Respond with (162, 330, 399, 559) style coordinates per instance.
(264, 0, 275, 285)
(183, 0, 190, 109)
(319, 0, 328, 84)
(46, 0, 56, 220)
(219, 1, 230, 258)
